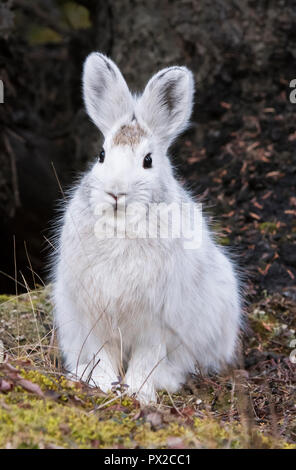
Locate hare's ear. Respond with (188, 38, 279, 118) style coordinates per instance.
(83, 52, 133, 136)
(137, 66, 194, 148)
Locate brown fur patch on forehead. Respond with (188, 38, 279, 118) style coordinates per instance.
(113, 122, 147, 148)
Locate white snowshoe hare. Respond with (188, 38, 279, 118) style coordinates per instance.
(52, 52, 242, 404)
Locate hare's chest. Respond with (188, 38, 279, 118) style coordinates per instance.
(84, 238, 172, 319)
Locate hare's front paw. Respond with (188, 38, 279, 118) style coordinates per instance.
(125, 373, 157, 404)
(88, 374, 114, 394)
(69, 364, 115, 394)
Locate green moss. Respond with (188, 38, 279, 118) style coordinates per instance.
(248, 295, 296, 353)
(26, 26, 63, 45)
(135, 422, 186, 448)
(1, 287, 295, 449)
(1, 362, 295, 449)
(249, 309, 279, 344)
(259, 222, 278, 234)
(0, 287, 53, 356)
(218, 236, 230, 246)
(0, 294, 12, 303)
(62, 2, 92, 30)
(194, 417, 237, 447)
(0, 400, 134, 448)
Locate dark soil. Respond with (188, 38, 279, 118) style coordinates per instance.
(174, 75, 296, 297)
(1, 0, 296, 297)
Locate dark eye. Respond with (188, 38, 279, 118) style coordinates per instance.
(143, 153, 152, 169)
(99, 149, 105, 163)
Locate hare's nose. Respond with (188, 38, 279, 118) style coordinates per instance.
(106, 192, 118, 202)
(106, 191, 127, 202)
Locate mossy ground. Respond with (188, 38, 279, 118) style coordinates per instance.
(0, 288, 295, 449)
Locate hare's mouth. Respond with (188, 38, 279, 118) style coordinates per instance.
(105, 192, 128, 211)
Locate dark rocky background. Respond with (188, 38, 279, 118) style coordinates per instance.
(0, 1, 296, 445)
(0, 0, 296, 296)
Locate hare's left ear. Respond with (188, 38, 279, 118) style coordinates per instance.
(136, 66, 194, 148)
(83, 52, 133, 137)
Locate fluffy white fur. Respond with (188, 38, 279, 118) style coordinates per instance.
(52, 52, 242, 404)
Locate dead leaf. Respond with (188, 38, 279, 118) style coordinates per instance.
(247, 142, 260, 152)
(220, 101, 232, 109)
(286, 269, 295, 280)
(253, 201, 263, 210)
(167, 437, 186, 448)
(145, 412, 163, 427)
(131, 410, 143, 421)
(262, 322, 272, 332)
(181, 406, 196, 420)
(266, 171, 284, 178)
(0, 379, 13, 392)
(285, 210, 296, 216)
(250, 212, 261, 220)
(18, 378, 44, 397)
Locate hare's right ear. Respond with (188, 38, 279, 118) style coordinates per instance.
(136, 66, 194, 149)
(83, 53, 133, 136)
